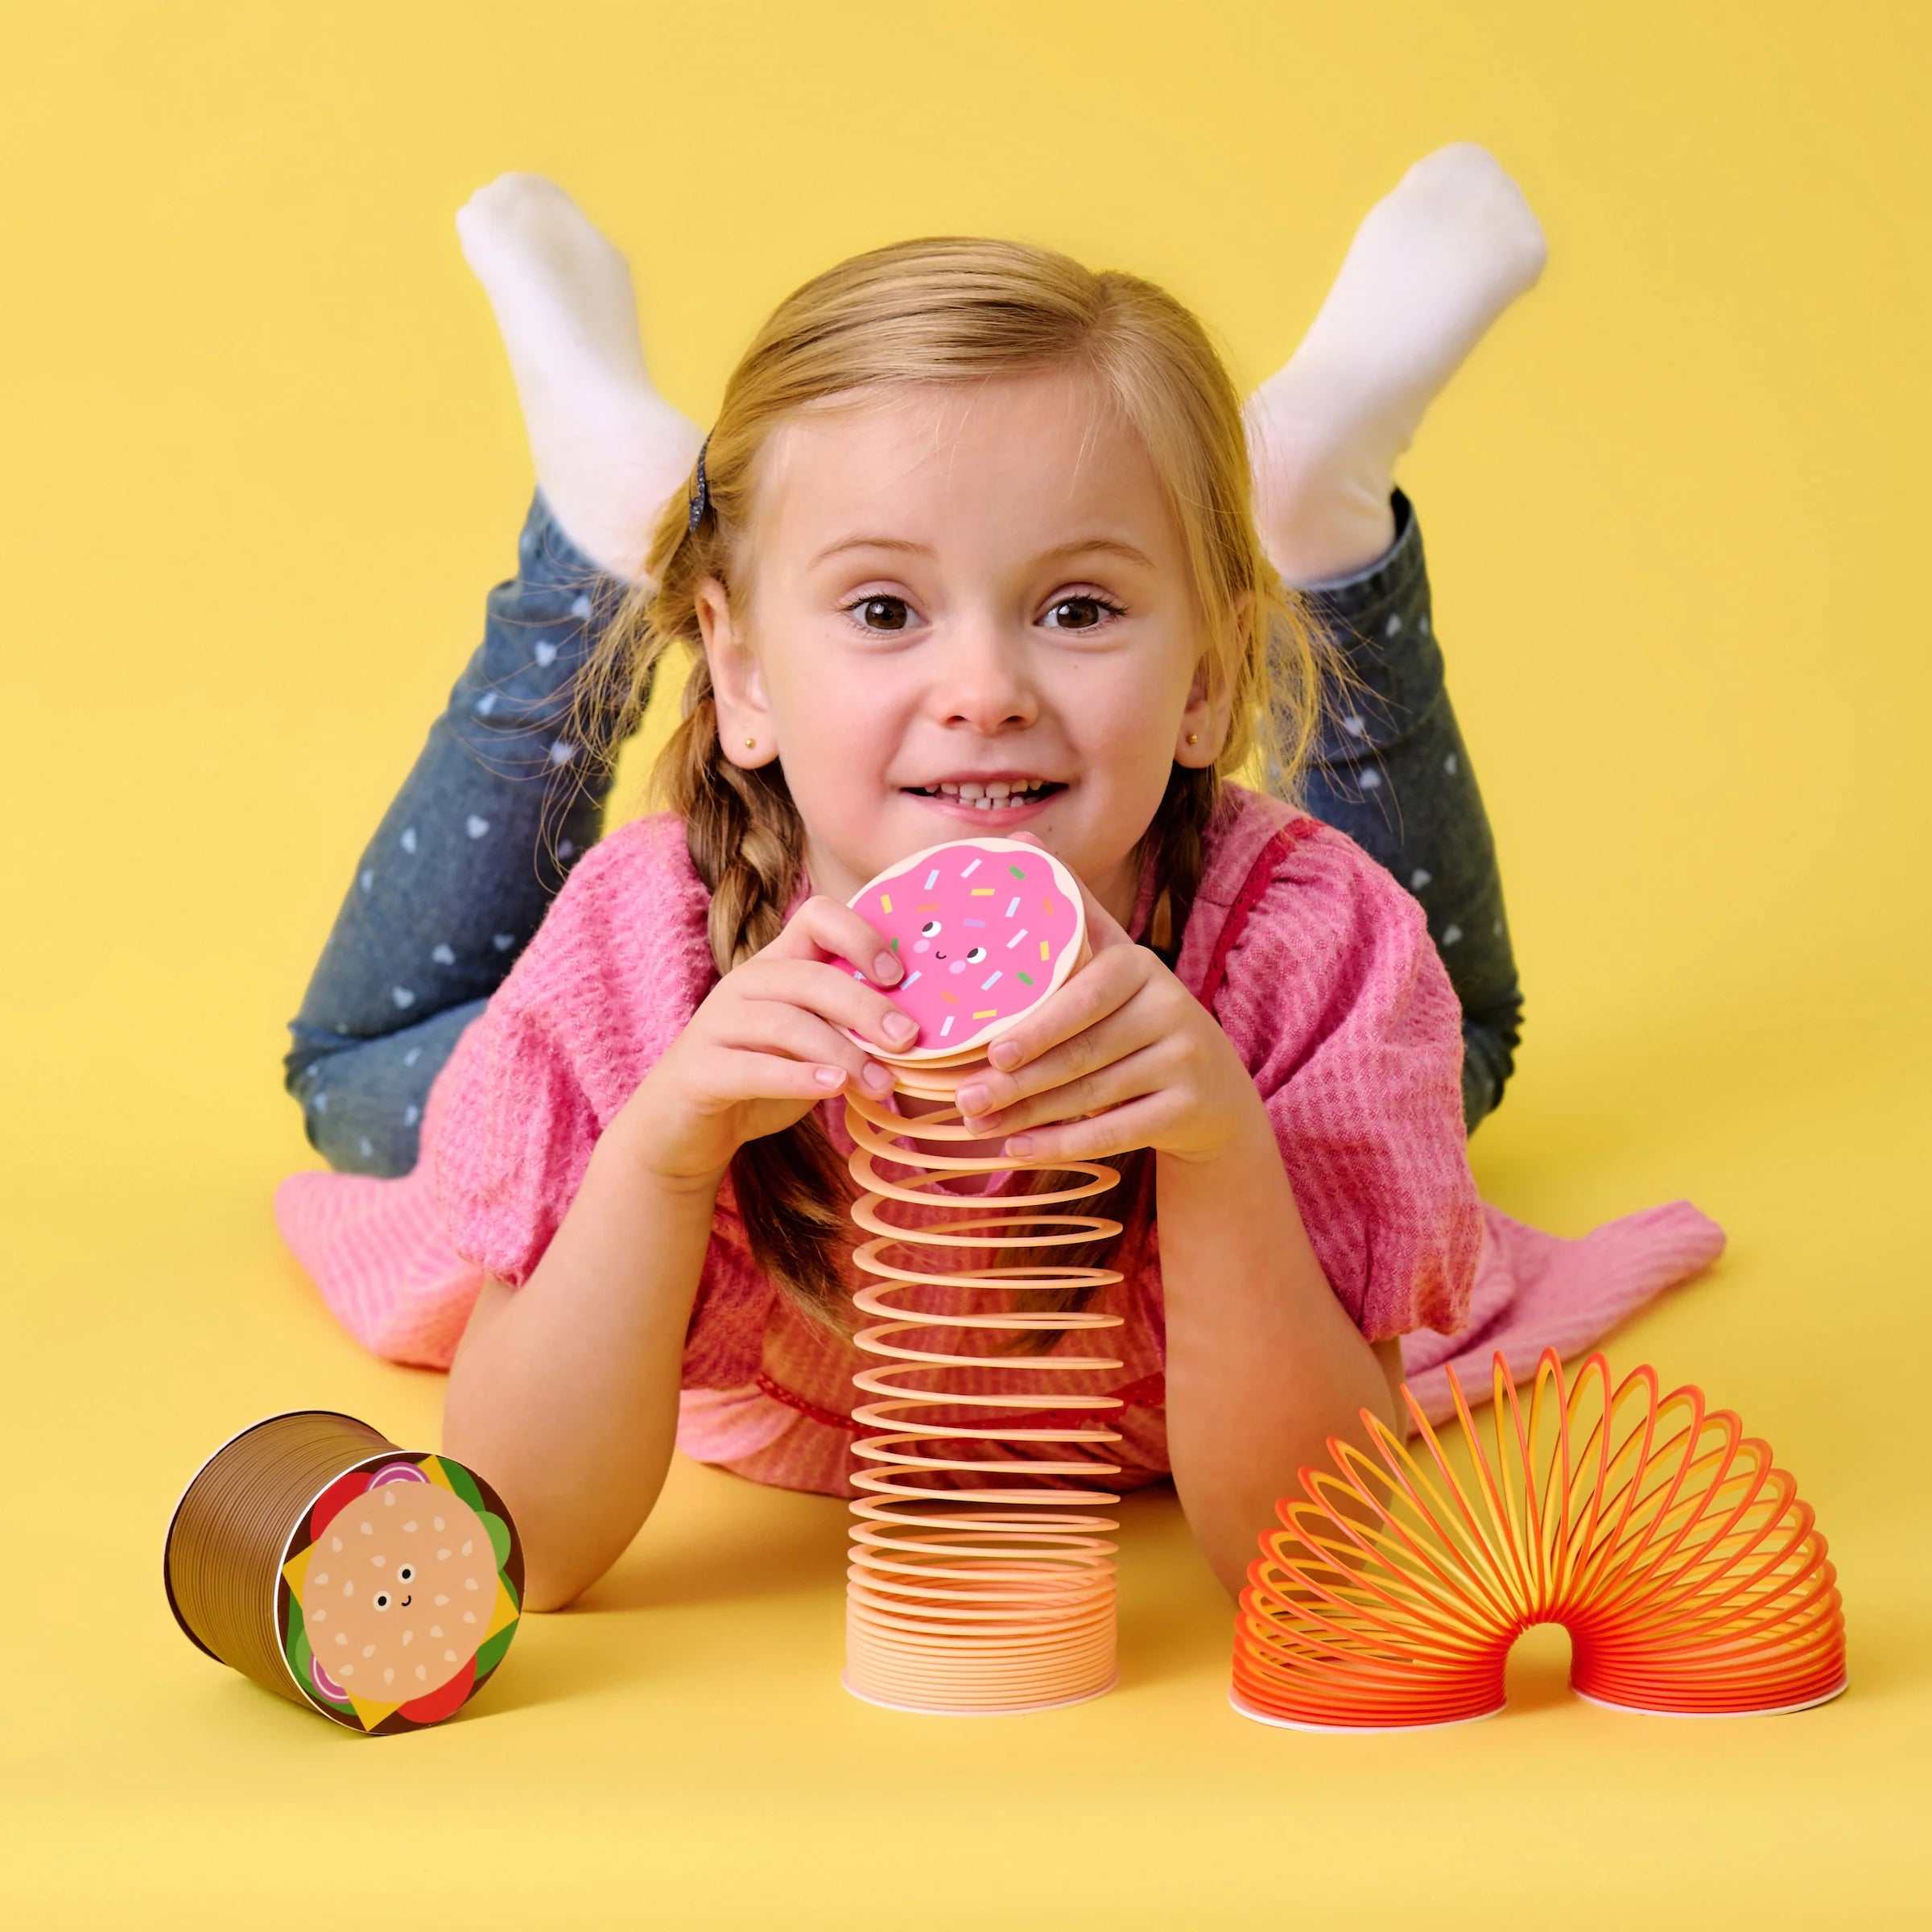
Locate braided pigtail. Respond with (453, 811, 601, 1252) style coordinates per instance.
(671, 673, 803, 970)
(1142, 764, 1219, 965)
(669, 666, 855, 1315)
(567, 430, 860, 1324)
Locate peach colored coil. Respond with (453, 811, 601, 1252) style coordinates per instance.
(1232, 1348, 1848, 1730)
(841, 1055, 1127, 1714)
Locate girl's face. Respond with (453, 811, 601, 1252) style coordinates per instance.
(695, 370, 1226, 924)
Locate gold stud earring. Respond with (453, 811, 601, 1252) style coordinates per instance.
(744, 737, 756, 749)
(1186, 733, 1199, 745)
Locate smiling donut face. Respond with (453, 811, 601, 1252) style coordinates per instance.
(836, 838, 1086, 1060)
(278, 1451, 522, 1734)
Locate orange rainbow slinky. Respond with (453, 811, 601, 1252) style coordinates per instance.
(1232, 1350, 1847, 1729)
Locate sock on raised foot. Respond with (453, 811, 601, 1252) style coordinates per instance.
(1248, 144, 1547, 584)
(457, 173, 703, 583)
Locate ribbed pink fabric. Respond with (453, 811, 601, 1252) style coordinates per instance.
(275, 787, 1724, 1492)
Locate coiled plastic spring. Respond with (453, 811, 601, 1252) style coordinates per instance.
(164, 1411, 524, 1734)
(841, 1055, 1127, 1714)
(1232, 1348, 1847, 1729)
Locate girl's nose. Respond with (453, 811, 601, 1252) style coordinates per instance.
(934, 620, 1038, 734)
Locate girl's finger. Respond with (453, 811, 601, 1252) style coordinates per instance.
(1002, 1092, 1176, 1165)
(738, 955, 920, 1055)
(957, 1003, 1159, 1125)
(701, 1046, 866, 1106)
(957, 948, 1150, 1100)
(717, 999, 898, 1096)
(961, 1038, 1169, 1137)
(762, 893, 906, 988)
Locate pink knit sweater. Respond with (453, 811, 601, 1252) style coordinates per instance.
(276, 786, 1723, 1495)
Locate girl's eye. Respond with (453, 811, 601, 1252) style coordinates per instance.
(965, 946, 987, 964)
(1042, 595, 1120, 631)
(373, 1592, 391, 1612)
(852, 596, 913, 632)
(396, 1565, 414, 1583)
(920, 920, 942, 937)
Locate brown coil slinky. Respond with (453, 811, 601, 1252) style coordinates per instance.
(164, 1411, 394, 1704)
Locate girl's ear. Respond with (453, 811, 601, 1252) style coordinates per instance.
(695, 576, 775, 768)
(1174, 595, 1251, 766)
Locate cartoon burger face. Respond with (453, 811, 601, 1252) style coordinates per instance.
(299, 1477, 496, 1703)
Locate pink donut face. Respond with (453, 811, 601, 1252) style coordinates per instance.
(836, 838, 1085, 1059)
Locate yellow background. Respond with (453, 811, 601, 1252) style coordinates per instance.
(3, 2, 1929, 1925)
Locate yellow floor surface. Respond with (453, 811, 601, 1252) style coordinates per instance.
(4, 4, 1930, 1926)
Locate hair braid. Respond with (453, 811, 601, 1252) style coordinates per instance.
(674, 686, 803, 970)
(653, 664, 852, 1315)
(1144, 765, 1219, 964)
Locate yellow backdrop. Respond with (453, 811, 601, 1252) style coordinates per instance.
(3, 2, 1928, 1926)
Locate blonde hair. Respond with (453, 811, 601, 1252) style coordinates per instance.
(575, 236, 1331, 1322)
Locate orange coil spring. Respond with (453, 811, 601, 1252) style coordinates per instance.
(841, 1059, 1127, 1713)
(1233, 1349, 1847, 1730)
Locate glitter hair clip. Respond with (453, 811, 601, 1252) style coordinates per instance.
(687, 435, 712, 533)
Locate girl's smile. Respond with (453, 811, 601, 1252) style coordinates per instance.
(902, 773, 1066, 825)
(693, 370, 1225, 925)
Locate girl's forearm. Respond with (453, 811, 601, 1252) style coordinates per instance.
(1158, 1106, 1397, 1596)
(442, 1122, 721, 1609)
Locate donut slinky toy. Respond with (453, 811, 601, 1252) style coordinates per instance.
(1232, 1350, 1847, 1730)
(835, 837, 1125, 1714)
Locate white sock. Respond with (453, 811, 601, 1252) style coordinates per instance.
(1247, 144, 1548, 584)
(456, 175, 703, 583)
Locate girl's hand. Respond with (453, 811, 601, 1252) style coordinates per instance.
(613, 896, 918, 1187)
(951, 882, 1260, 1165)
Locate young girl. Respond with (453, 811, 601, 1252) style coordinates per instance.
(278, 150, 1721, 1609)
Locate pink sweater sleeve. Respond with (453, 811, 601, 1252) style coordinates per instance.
(427, 815, 719, 1288)
(431, 1006, 600, 1287)
(1209, 825, 1483, 1344)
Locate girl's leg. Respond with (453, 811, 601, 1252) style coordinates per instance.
(285, 493, 630, 1173)
(1291, 497, 1523, 1131)
(287, 179, 701, 1174)
(1247, 146, 1546, 1129)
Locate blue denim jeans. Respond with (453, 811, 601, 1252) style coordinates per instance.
(285, 491, 1521, 1174)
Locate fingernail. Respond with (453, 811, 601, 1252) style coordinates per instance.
(873, 952, 902, 984)
(883, 1013, 918, 1046)
(814, 1066, 844, 1090)
(1005, 1134, 1035, 1158)
(956, 1084, 988, 1114)
(861, 1062, 894, 1095)
(990, 1041, 1023, 1071)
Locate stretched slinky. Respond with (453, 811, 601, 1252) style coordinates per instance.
(1233, 1350, 1846, 1729)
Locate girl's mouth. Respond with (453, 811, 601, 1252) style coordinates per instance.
(905, 779, 1065, 812)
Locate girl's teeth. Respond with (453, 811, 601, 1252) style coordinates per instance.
(918, 781, 1048, 805)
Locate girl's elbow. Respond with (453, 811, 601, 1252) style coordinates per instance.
(520, 1552, 605, 1614)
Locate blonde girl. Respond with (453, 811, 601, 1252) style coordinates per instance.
(277, 153, 1712, 1609)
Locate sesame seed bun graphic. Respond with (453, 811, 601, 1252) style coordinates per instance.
(299, 1471, 497, 1702)
(166, 1415, 526, 1733)
(276, 1450, 523, 1733)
